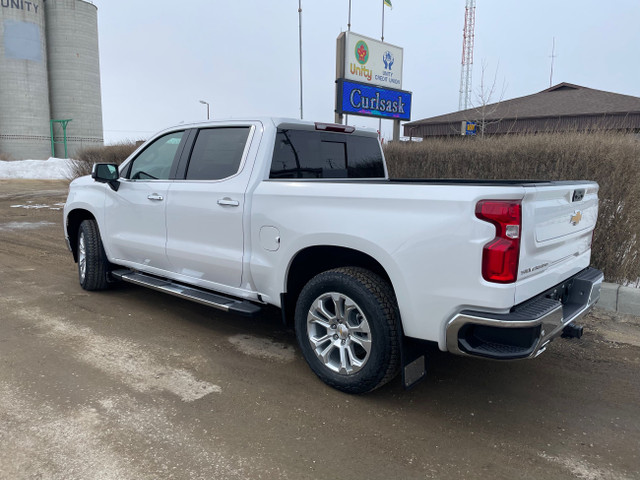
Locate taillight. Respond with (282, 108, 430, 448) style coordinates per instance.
(476, 200, 521, 283)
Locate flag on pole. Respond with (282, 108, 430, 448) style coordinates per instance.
(384, 0, 392, 9)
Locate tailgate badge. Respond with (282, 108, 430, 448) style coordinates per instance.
(570, 210, 582, 226)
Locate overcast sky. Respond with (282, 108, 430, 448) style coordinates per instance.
(92, 0, 640, 144)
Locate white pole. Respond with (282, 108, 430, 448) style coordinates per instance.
(381, 0, 385, 42)
(344, 0, 352, 125)
(298, 0, 304, 119)
(379, 1, 384, 139)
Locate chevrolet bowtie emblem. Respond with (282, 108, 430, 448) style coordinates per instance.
(570, 210, 582, 226)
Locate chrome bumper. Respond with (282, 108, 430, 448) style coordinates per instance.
(446, 268, 604, 360)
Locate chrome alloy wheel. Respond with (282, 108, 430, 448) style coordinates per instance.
(306, 292, 372, 375)
(78, 231, 87, 283)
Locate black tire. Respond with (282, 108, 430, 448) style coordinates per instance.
(295, 267, 400, 394)
(77, 219, 110, 291)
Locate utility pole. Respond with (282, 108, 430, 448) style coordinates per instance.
(549, 37, 557, 87)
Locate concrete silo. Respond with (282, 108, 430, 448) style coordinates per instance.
(0, 0, 52, 160)
(45, 0, 103, 158)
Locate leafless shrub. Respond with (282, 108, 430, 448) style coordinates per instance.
(67, 141, 141, 180)
(0, 152, 13, 161)
(384, 132, 640, 283)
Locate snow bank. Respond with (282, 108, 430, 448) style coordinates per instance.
(0, 158, 73, 180)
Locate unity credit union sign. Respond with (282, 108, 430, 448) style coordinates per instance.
(338, 31, 404, 89)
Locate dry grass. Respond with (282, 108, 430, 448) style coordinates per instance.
(0, 152, 13, 161)
(383, 132, 640, 283)
(67, 141, 140, 180)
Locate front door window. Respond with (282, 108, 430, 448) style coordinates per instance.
(128, 131, 184, 180)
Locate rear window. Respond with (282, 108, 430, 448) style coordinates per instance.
(270, 129, 385, 179)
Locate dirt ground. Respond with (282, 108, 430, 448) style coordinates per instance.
(1, 179, 639, 480)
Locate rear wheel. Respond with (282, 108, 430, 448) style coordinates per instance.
(78, 219, 110, 291)
(295, 267, 400, 394)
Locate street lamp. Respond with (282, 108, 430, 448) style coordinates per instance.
(199, 100, 210, 120)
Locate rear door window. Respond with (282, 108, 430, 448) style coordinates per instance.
(185, 127, 251, 180)
(270, 129, 385, 179)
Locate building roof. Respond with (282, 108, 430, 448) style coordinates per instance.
(404, 83, 640, 137)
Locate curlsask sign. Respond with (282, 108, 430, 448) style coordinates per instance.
(339, 32, 404, 89)
(336, 79, 412, 121)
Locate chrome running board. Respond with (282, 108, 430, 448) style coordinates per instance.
(111, 269, 262, 317)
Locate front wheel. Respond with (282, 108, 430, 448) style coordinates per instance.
(77, 219, 110, 291)
(295, 267, 400, 394)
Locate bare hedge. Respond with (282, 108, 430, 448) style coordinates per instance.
(67, 142, 140, 180)
(383, 133, 640, 284)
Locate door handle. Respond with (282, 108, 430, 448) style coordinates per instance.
(217, 198, 240, 207)
(147, 194, 164, 201)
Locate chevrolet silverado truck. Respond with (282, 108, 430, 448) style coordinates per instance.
(63, 118, 603, 393)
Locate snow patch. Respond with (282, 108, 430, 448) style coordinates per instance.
(0, 158, 73, 180)
(11, 202, 65, 211)
(0, 221, 55, 232)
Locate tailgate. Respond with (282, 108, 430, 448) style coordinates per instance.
(515, 182, 599, 304)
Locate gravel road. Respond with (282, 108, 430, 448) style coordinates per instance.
(1, 180, 639, 480)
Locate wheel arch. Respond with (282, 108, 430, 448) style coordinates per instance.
(282, 245, 396, 327)
(66, 209, 97, 262)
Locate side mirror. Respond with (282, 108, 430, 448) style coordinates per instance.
(91, 163, 120, 191)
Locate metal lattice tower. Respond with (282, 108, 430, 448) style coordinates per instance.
(458, 0, 476, 111)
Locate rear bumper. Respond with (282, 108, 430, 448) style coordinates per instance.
(446, 267, 604, 359)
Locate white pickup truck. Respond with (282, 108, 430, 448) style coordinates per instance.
(64, 118, 603, 393)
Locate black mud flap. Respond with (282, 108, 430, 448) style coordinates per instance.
(401, 336, 428, 390)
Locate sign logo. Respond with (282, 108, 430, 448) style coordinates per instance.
(570, 210, 582, 226)
(383, 51, 394, 70)
(342, 32, 403, 87)
(355, 40, 369, 65)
